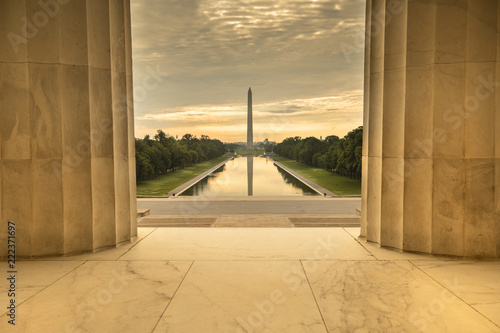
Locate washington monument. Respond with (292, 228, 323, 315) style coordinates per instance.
(247, 87, 253, 149)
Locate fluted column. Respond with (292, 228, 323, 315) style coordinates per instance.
(0, 0, 136, 257)
(362, 0, 500, 257)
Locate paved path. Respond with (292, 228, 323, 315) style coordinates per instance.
(268, 157, 338, 196)
(137, 197, 361, 215)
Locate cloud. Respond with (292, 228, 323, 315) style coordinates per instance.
(135, 93, 363, 142)
(131, 0, 366, 141)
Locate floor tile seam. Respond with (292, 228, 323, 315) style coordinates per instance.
(151, 260, 195, 333)
(469, 301, 500, 306)
(112, 259, 385, 262)
(5, 261, 88, 312)
(341, 227, 380, 260)
(409, 261, 500, 329)
(299, 260, 330, 333)
(116, 228, 158, 260)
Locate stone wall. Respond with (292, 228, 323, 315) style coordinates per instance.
(0, 0, 137, 257)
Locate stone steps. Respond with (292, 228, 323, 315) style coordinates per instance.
(138, 215, 360, 228)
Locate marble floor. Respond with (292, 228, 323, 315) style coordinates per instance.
(1, 227, 499, 332)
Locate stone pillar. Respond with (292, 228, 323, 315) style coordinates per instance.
(0, 0, 137, 257)
(362, 0, 500, 257)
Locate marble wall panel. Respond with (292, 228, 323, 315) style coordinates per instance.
(63, 159, 93, 254)
(366, 156, 382, 243)
(89, 67, 114, 158)
(362, 0, 371, 158)
(109, 0, 126, 74)
(380, 157, 404, 248)
(369, 0, 386, 75)
(0, 1, 28, 62)
(87, 0, 111, 70)
(0, 63, 30, 159)
(59, 0, 88, 66)
(496, 64, 500, 159)
(112, 71, 129, 158)
(0, 165, 3, 258)
(61, 65, 91, 159)
(124, 0, 133, 77)
(26, 0, 60, 63)
(464, 158, 496, 256)
(2, 160, 32, 257)
(360, 155, 368, 238)
(92, 158, 116, 249)
(31, 159, 63, 256)
(433, 63, 466, 158)
(368, 72, 384, 158)
(406, 0, 436, 67)
(464, 62, 496, 158)
(128, 159, 137, 238)
(126, 75, 137, 236)
(30, 63, 63, 159)
(435, 0, 467, 64)
(496, 159, 500, 256)
(466, 0, 497, 62)
(403, 158, 432, 253)
(404, 65, 434, 159)
(115, 156, 131, 244)
(432, 158, 465, 256)
(382, 68, 405, 158)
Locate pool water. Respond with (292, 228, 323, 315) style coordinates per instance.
(180, 156, 319, 196)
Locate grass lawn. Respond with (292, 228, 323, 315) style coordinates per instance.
(272, 156, 361, 196)
(235, 148, 265, 155)
(136, 156, 228, 196)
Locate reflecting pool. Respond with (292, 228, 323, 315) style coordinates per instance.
(180, 156, 319, 196)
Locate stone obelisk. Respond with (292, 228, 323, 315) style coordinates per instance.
(247, 87, 253, 149)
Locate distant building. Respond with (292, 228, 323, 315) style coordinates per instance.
(264, 138, 269, 145)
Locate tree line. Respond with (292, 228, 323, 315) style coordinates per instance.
(135, 130, 226, 181)
(273, 126, 363, 180)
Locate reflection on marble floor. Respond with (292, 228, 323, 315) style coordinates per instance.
(1, 227, 499, 332)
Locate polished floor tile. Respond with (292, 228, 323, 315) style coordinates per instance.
(119, 228, 375, 261)
(0, 261, 84, 315)
(0, 261, 191, 333)
(414, 261, 500, 327)
(154, 260, 327, 333)
(1, 227, 499, 333)
(303, 260, 499, 332)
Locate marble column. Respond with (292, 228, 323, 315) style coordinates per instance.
(0, 0, 137, 257)
(362, 0, 500, 257)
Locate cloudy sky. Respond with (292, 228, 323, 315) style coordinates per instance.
(131, 0, 366, 142)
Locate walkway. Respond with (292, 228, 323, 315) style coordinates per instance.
(1, 227, 499, 332)
(138, 197, 361, 215)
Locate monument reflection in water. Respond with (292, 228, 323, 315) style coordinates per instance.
(180, 156, 318, 196)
